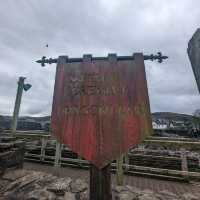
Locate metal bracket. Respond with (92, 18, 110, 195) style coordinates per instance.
(36, 52, 168, 67)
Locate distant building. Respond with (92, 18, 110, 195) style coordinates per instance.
(152, 117, 189, 132)
(168, 120, 186, 129)
(152, 120, 168, 130)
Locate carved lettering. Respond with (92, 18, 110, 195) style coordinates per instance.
(66, 73, 127, 97)
(63, 105, 136, 116)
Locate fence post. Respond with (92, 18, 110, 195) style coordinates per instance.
(180, 148, 189, 180)
(198, 154, 200, 168)
(124, 153, 130, 171)
(77, 155, 83, 167)
(54, 140, 61, 167)
(41, 137, 47, 161)
(11, 77, 25, 135)
(116, 154, 124, 185)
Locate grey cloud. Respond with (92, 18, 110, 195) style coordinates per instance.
(0, 0, 200, 116)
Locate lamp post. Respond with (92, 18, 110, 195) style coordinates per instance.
(11, 77, 32, 135)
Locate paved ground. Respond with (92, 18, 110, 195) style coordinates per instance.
(24, 162, 200, 196)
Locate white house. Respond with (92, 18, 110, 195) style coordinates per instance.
(152, 121, 168, 130)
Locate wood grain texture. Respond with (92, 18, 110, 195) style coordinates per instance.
(51, 53, 152, 168)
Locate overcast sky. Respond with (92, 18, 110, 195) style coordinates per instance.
(0, 0, 199, 116)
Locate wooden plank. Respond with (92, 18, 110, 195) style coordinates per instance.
(90, 164, 112, 200)
(144, 139, 200, 150)
(40, 138, 47, 161)
(54, 140, 61, 167)
(0, 143, 14, 149)
(147, 136, 198, 141)
(116, 154, 124, 185)
(180, 148, 189, 180)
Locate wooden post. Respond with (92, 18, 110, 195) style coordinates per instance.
(90, 164, 112, 200)
(180, 148, 189, 180)
(54, 140, 61, 167)
(77, 155, 83, 167)
(116, 154, 124, 185)
(40, 138, 47, 161)
(198, 154, 200, 167)
(124, 153, 130, 172)
(11, 77, 25, 135)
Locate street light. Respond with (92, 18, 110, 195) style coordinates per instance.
(23, 83, 32, 91)
(11, 77, 32, 135)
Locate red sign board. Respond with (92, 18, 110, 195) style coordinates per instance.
(51, 53, 152, 168)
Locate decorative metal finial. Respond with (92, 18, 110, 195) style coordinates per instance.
(145, 52, 168, 63)
(36, 56, 58, 67)
(36, 52, 168, 67)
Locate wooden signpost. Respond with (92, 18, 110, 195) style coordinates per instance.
(37, 52, 167, 200)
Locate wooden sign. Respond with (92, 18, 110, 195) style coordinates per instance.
(51, 53, 152, 168)
(188, 28, 200, 93)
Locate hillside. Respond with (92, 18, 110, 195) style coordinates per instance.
(0, 112, 195, 127)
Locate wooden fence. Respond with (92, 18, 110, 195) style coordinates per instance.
(4, 130, 200, 181)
